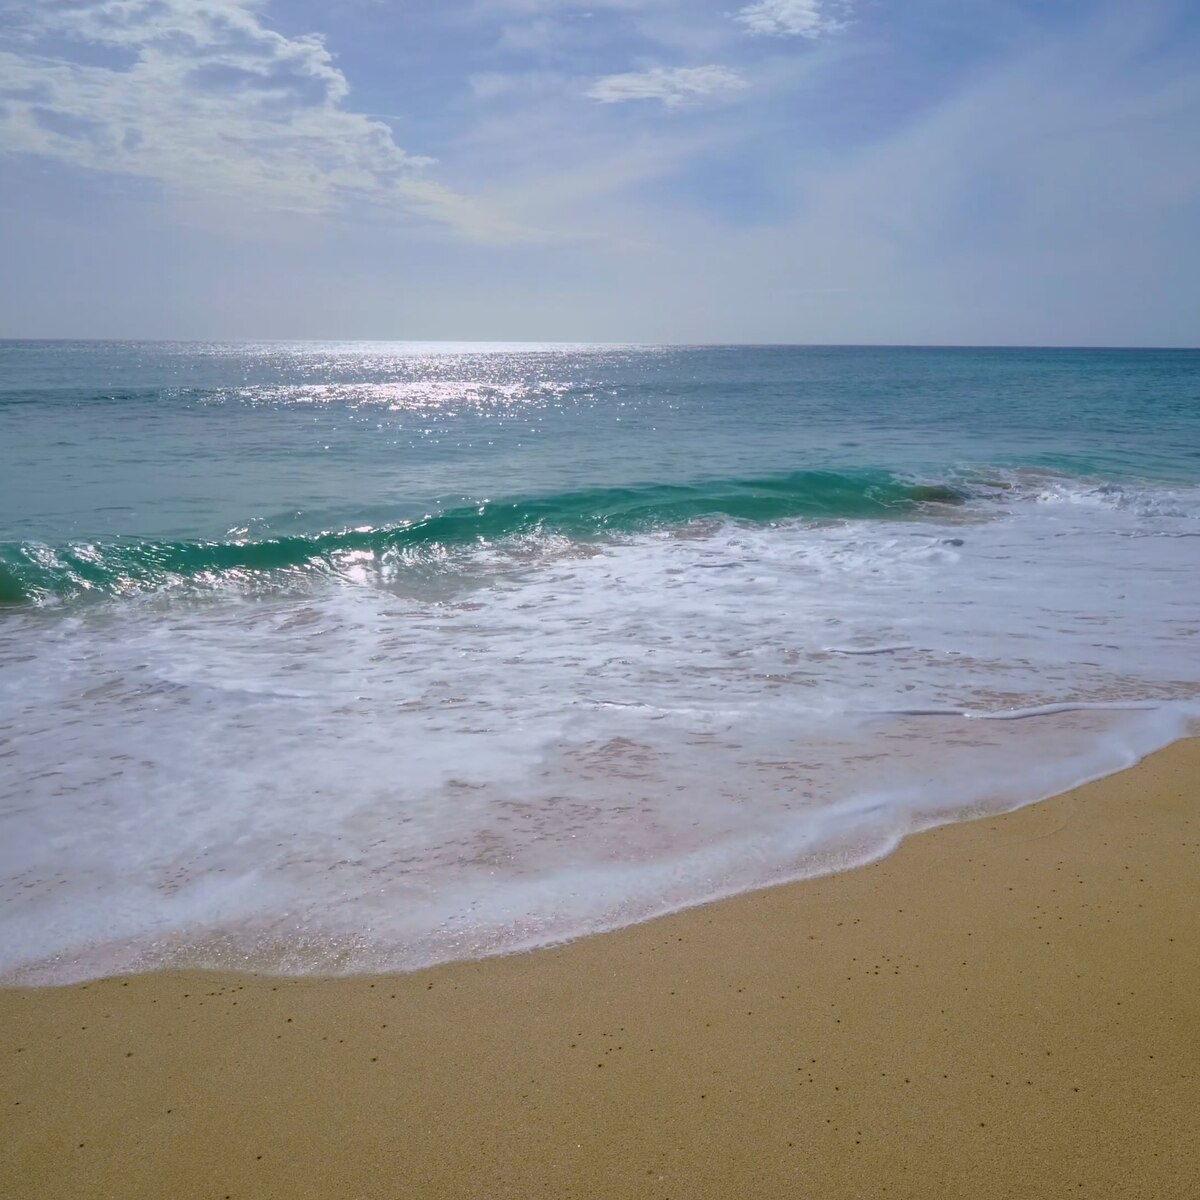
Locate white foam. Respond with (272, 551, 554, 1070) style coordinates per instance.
(2, 481, 1199, 983)
(826, 643, 915, 656)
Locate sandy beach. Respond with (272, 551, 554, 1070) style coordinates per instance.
(3, 738, 1197, 1199)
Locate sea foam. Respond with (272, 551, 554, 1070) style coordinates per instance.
(2, 477, 1198, 983)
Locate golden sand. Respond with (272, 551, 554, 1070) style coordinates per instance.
(3, 739, 1198, 1199)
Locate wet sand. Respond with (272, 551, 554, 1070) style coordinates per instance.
(3, 738, 1198, 1199)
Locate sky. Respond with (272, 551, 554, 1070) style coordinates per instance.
(1, 0, 1198, 344)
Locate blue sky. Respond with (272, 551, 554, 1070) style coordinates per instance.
(1, 0, 1198, 343)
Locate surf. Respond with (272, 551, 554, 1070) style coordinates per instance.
(0, 468, 970, 604)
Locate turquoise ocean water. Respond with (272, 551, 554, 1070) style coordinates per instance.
(2, 342, 1198, 981)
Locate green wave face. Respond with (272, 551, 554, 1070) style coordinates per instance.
(0, 469, 968, 604)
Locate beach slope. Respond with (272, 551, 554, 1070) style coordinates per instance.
(3, 739, 1197, 1199)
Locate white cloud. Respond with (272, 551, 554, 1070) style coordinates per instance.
(0, 0, 506, 236)
(475, 0, 661, 13)
(735, 0, 847, 39)
(469, 71, 567, 101)
(586, 65, 747, 108)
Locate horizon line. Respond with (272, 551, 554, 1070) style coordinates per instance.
(3, 339, 1199, 352)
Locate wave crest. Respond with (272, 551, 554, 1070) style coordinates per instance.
(0, 468, 967, 604)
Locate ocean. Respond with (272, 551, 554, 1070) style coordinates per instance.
(2, 341, 1198, 983)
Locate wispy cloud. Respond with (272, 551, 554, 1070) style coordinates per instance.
(735, 0, 848, 39)
(469, 71, 568, 101)
(0, 0, 506, 236)
(586, 65, 747, 107)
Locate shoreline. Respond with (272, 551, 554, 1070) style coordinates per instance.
(3, 739, 1198, 1197)
(7, 711, 1195, 989)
